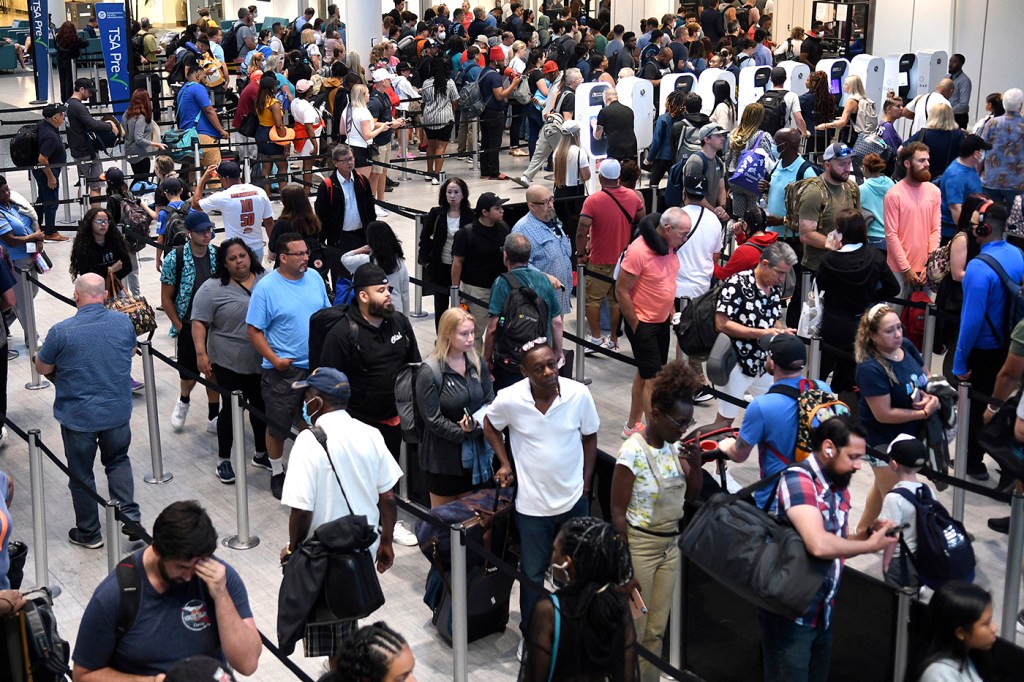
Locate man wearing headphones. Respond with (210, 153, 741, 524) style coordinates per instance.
(954, 200, 1024, 481)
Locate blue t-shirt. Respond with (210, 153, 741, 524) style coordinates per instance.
(0, 471, 10, 590)
(0, 203, 35, 261)
(767, 156, 819, 228)
(856, 339, 929, 447)
(479, 68, 505, 111)
(177, 82, 219, 137)
(245, 269, 330, 369)
(37, 304, 137, 431)
(938, 160, 983, 231)
(72, 550, 253, 676)
(738, 377, 832, 507)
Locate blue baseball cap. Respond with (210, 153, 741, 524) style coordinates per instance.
(184, 210, 214, 232)
(291, 367, 352, 401)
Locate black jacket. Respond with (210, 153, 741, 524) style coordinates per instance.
(313, 170, 375, 246)
(416, 356, 494, 476)
(418, 205, 476, 282)
(816, 245, 900, 344)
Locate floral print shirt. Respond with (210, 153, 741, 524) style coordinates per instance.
(980, 112, 1024, 192)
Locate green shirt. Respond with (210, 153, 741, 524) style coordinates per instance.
(1009, 317, 1024, 357)
(798, 178, 860, 272)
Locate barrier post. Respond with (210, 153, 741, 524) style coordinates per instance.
(449, 524, 469, 682)
(27, 168, 36, 203)
(575, 264, 586, 382)
(140, 341, 173, 484)
(471, 120, 479, 173)
(411, 215, 428, 318)
(668, 553, 683, 670)
(193, 140, 201, 187)
(28, 429, 58, 595)
(1001, 488, 1024, 643)
(105, 502, 121, 573)
(438, 170, 447, 186)
(224, 391, 260, 550)
(952, 381, 970, 523)
(20, 270, 50, 391)
(801, 270, 811, 308)
(449, 285, 460, 310)
(399, 441, 409, 499)
(807, 335, 822, 381)
(60, 164, 71, 223)
(922, 304, 937, 371)
(893, 588, 913, 681)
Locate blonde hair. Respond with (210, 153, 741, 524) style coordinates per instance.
(350, 83, 370, 109)
(845, 75, 868, 99)
(155, 155, 176, 179)
(301, 28, 315, 46)
(432, 308, 481, 372)
(730, 102, 764, 150)
(553, 128, 583, 188)
(925, 102, 958, 131)
(854, 304, 900, 384)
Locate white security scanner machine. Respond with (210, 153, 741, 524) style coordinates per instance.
(738, 65, 773, 120)
(884, 53, 917, 102)
(850, 54, 885, 125)
(615, 76, 655, 150)
(817, 58, 851, 108)
(575, 81, 612, 193)
(696, 68, 736, 116)
(776, 60, 810, 96)
(658, 73, 698, 115)
(916, 50, 948, 97)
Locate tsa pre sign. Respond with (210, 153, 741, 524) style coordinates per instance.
(29, 0, 47, 102)
(96, 3, 130, 115)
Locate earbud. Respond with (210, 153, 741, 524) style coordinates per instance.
(826, 447, 834, 458)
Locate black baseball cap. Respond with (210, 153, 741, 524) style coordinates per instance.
(41, 103, 66, 118)
(215, 161, 241, 179)
(959, 134, 993, 158)
(74, 77, 96, 93)
(759, 333, 806, 371)
(888, 434, 927, 468)
(352, 262, 389, 289)
(475, 192, 507, 214)
(683, 170, 707, 199)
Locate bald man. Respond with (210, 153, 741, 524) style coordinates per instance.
(36, 273, 142, 549)
(903, 78, 955, 136)
(512, 184, 574, 315)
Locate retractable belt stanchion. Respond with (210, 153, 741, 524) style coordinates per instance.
(224, 391, 260, 550)
(399, 441, 409, 499)
(450, 524, 469, 682)
(893, 588, 914, 681)
(472, 120, 479, 173)
(669, 556, 683, 671)
(193, 140, 201, 187)
(808, 335, 822, 381)
(27, 167, 36, 203)
(411, 215, 427, 318)
(575, 264, 586, 382)
(105, 502, 122, 573)
(952, 381, 970, 523)
(1001, 488, 1024, 643)
(60, 164, 71, 224)
(28, 429, 58, 596)
(449, 285, 460, 310)
(801, 270, 812, 310)
(20, 270, 50, 390)
(922, 304, 937, 370)
(140, 340, 173, 484)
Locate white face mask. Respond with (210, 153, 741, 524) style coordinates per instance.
(438, 31, 446, 40)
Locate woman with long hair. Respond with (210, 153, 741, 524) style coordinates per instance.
(648, 91, 685, 187)
(524, 49, 552, 158)
(415, 307, 494, 507)
(611, 361, 703, 682)
(587, 53, 614, 85)
(709, 79, 736, 131)
(816, 209, 900, 393)
(914, 582, 996, 681)
(191, 238, 268, 484)
(854, 304, 940, 534)
(509, 40, 530, 157)
(331, 622, 416, 682)
(301, 28, 322, 71)
(906, 103, 966, 178)
(346, 83, 398, 178)
(55, 21, 88, 102)
(520, 516, 638, 681)
(800, 70, 836, 158)
(727, 102, 776, 219)
(269, 184, 327, 282)
(255, 75, 290, 195)
(972, 92, 1004, 134)
(552, 120, 591, 249)
(342, 221, 411, 315)
(419, 177, 475, 329)
(816, 74, 871, 146)
(687, 39, 708, 77)
(69, 207, 132, 286)
(420, 57, 459, 181)
(122, 89, 167, 179)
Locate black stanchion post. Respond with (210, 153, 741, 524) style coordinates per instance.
(140, 341, 173, 484)
(1001, 488, 1024, 642)
(224, 391, 260, 550)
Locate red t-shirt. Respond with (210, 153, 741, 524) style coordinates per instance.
(581, 187, 645, 265)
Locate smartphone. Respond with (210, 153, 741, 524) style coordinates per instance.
(463, 407, 474, 426)
(629, 587, 647, 618)
(885, 523, 910, 537)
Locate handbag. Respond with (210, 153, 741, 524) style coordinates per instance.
(7, 539, 27, 590)
(678, 466, 832, 620)
(797, 280, 824, 337)
(706, 332, 738, 386)
(238, 111, 258, 138)
(727, 131, 769, 193)
(104, 273, 158, 338)
(925, 239, 953, 290)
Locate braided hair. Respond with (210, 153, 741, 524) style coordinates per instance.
(335, 622, 408, 682)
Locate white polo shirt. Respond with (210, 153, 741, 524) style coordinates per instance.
(485, 377, 600, 517)
(280, 410, 403, 554)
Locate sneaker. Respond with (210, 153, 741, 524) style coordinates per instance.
(431, 178, 440, 185)
(270, 472, 285, 500)
(516, 636, 525, 662)
(43, 233, 69, 242)
(375, 206, 389, 218)
(987, 516, 1010, 534)
(68, 528, 103, 549)
(584, 335, 607, 354)
(217, 459, 236, 484)
(1016, 610, 1024, 635)
(385, 177, 399, 188)
(423, 175, 433, 181)
(121, 524, 143, 542)
(170, 399, 189, 432)
(621, 422, 645, 439)
(130, 378, 144, 393)
(393, 520, 418, 547)
(966, 463, 990, 481)
(207, 416, 218, 434)
(0, 426, 7, 449)
(693, 387, 715, 404)
(251, 452, 272, 470)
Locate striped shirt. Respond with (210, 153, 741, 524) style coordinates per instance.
(420, 77, 459, 128)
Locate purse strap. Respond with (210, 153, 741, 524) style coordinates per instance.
(106, 271, 129, 298)
(310, 425, 354, 513)
(546, 594, 561, 682)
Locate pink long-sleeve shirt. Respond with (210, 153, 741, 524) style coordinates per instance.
(883, 180, 941, 274)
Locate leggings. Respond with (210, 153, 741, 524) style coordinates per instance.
(212, 363, 267, 459)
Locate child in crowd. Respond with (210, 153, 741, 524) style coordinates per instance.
(154, 178, 187, 270)
(879, 434, 930, 590)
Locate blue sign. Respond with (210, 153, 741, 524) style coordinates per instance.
(96, 3, 131, 116)
(29, 0, 47, 103)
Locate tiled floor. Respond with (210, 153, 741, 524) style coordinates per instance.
(0, 68, 1020, 681)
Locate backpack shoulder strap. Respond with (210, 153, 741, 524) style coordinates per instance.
(767, 383, 801, 399)
(115, 557, 142, 642)
(977, 253, 1014, 285)
(501, 271, 524, 291)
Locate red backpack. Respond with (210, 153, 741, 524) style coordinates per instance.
(900, 289, 931, 351)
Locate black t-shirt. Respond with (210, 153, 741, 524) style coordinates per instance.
(527, 68, 545, 93)
(555, 90, 575, 116)
(669, 41, 688, 71)
(35, 120, 66, 165)
(596, 101, 638, 160)
(641, 60, 665, 81)
(452, 219, 511, 287)
(801, 35, 823, 66)
(479, 68, 505, 111)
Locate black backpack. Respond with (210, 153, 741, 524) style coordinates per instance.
(10, 123, 39, 167)
(736, 6, 752, 32)
(162, 202, 192, 248)
(394, 359, 443, 444)
(758, 90, 788, 135)
(892, 485, 976, 590)
(130, 31, 147, 58)
(19, 588, 71, 681)
(674, 283, 723, 356)
(308, 305, 359, 370)
(493, 272, 548, 371)
(222, 23, 241, 63)
(546, 35, 577, 71)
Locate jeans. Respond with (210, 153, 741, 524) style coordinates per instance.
(32, 169, 59, 235)
(509, 101, 524, 147)
(525, 107, 543, 158)
(516, 495, 589, 635)
(479, 107, 504, 177)
(212, 363, 267, 459)
(61, 422, 140, 540)
(758, 609, 833, 682)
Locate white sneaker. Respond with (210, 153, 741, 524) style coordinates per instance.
(393, 520, 418, 547)
(431, 178, 440, 185)
(170, 399, 190, 432)
(375, 206, 389, 218)
(0, 426, 7, 449)
(207, 416, 218, 434)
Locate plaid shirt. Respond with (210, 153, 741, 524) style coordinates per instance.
(774, 455, 851, 629)
(512, 212, 573, 314)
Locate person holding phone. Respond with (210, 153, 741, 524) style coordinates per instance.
(610, 360, 703, 682)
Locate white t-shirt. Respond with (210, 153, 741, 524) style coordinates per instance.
(782, 89, 802, 129)
(906, 92, 952, 136)
(485, 377, 600, 516)
(199, 183, 274, 251)
(564, 145, 590, 187)
(347, 106, 373, 148)
(675, 204, 723, 298)
(280, 410, 403, 556)
(879, 480, 926, 556)
(291, 98, 322, 154)
(269, 36, 283, 55)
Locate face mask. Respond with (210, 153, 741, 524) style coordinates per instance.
(547, 560, 571, 588)
(302, 397, 321, 426)
(978, 150, 986, 164)
(438, 31, 446, 40)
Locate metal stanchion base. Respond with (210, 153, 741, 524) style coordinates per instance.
(409, 312, 429, 318)
(223, 534, 260, 550)
(24, 379, 50, 390)
(144, 471, 173, 484)
(8, 349, 17, 360)
(139, 256, 154, 262)
(29, 100, 47, 105)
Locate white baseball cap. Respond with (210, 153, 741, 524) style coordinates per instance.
(371, 68, 392, 83)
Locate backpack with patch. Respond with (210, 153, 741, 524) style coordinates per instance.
(767, 380, 851, 462)
(10, 123, 39, 168)
(394, 359, 443, 444)
(757, 90, 788, 135)
(892, 485, 976, 589)
(976, 252, 1024, 346)
(119, 196, 153, 253)
(19, 588, 71, 681)
(546, 35, 577, 71)
(782, 175, 860, 239)
(162, 202, 192, 248)
(638, 42, 659, 71)
(222, 23, 241, 63)
(308, 305, 359, 370)
(852, 96, 879, 135)
(674, 282, 723, 356)
(493, 272, 549, 371)
(458, 66, 494, 120)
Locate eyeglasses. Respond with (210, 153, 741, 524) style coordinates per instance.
(282, 250, 310, 258)
(335, 156, 355, 164)
(663, 412, 694, 432)
(93, 219, 109, 225)
(521, 337, 548, 353)
(528, 197, 554, 205)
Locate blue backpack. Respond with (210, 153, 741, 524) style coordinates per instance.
(892, 485, 975, 590)
(333, 278, 355, 306)
(728, 131, 769, 193)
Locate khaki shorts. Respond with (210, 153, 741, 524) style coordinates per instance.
(585, 262, 619, 308)
(371, 140, 392, 172)
(198, 133, 222, 169)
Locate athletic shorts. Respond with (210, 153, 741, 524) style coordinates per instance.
(623, 319, 671, 380)
(175, 320, 199, 378)
(260, 364, 308, 440)
(424, 123, 454, 141)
